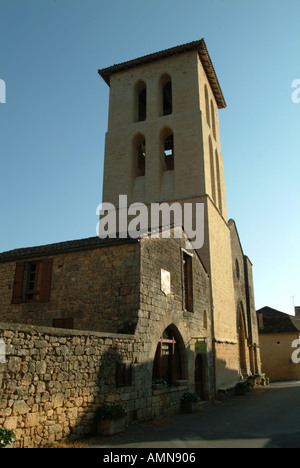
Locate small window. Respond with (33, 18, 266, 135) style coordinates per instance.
(53, 318, 74, 329)
(135, 81, 147, 122)
(164, 134, 174, 171)
(235, 259, 240, 280)
(183, 252, 193, 312)
(138, 88, 146, 121)
(209, 136, 216, 204)
(211, 99, 216, 140)
(137, 139, 146, 176)
(160, 74, 172, 116)
(204, 85, 210, 127)
(12, 258, 53, 304)
(203, 310, 208, 329)
(215, 150, 223, 214)
(26, 262, 40, 301)
(163, 81, 172, 115)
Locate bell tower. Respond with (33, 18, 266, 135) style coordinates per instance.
(99, 40, 227, 216)
(98, 40, 240, 389)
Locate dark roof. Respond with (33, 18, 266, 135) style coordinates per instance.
(0, 236, 138, 263)
(98, 38, 226, 109)
(257, 306, 300, 334)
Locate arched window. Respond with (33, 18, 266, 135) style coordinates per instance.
(215, 150, 223, 213)
(209, 137, 216, 203)
(160, 74, 172, 116)
(135, 81, 147, 122)
(235, 259, 240, 280)
(203, 310, 208, 330)
(152, 325, 186, 385)
(204, 85, 210, 127)
(238, 303, 248, 375)
(133, 134, 146, 177)
(161, 128, 174, 171)
(210, 99, 216, 140)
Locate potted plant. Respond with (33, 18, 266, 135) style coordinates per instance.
(95, 403, 127, 436)
(235, 381, 248, 396)
(0, 428, 16, 448)
(247, 375, 256, 388)
(181, 392, 200, 413)
(152, 378, 167, 389)
(254, 374, 262, 386)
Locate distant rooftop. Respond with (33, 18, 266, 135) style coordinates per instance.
(98, 38, 226, 109)
(257, 306, 300, 334)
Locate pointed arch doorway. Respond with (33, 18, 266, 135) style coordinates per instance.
(238, 303, 248, 375)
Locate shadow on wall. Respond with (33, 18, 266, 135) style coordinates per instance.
(214, 357, 242, 399)
(0, 324, 243, 448)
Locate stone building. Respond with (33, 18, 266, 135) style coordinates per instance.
(0, 229, 214, 398)
(257, 306, 300, 381)
(98, 38, 261, 390)
(0, 39, 261, 446)
(229, 220, 261, 378)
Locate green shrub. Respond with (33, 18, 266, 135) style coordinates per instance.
(95, 403, 127, 421)
(181, 392, 200, 403)
(0, 428, 16, 448)
(152, 378, 167, 385)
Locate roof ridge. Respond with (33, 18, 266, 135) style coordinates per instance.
(98, 39, 226, 109)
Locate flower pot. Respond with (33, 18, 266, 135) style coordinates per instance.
(247, 378, 256, 388)
(97, 416, 126, 436)
(152, 384, 167, 390)
(181, 401, 199, 413)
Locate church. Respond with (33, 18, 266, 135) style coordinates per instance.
(0, 40, 261, 444)
(97, 38, 261, 391)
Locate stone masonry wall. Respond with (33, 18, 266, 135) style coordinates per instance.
(0, 322, 140, 448)
(137, 232, 215, 400)
(0, 321, 192, 448)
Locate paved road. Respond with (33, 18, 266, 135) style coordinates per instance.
(87, 381, 300, 449)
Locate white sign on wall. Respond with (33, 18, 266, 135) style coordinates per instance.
(161, 269, 171, 296)
(0, 339, 6, 363)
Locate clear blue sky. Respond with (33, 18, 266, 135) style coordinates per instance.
(1, 0, 299, 315)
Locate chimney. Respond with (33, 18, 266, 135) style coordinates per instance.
(295, 306, 300, 317)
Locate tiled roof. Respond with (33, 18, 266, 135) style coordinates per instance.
(0, 236, 138, 263)
(98, 39, 226, 109)
(257, 306, 300, 334)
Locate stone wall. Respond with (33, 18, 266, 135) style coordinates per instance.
(0, 322, 140, 447)
(0, 321, 196, 448)
(229, 219, 261, 375)
(138, 233, 214, 400)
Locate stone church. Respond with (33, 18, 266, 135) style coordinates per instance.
(0, 39, 261, 446)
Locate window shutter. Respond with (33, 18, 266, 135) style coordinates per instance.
(12, 262, 25, 304)
(39, 258, 53, 302)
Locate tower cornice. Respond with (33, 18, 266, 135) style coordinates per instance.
(98, 39, 226, 109)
